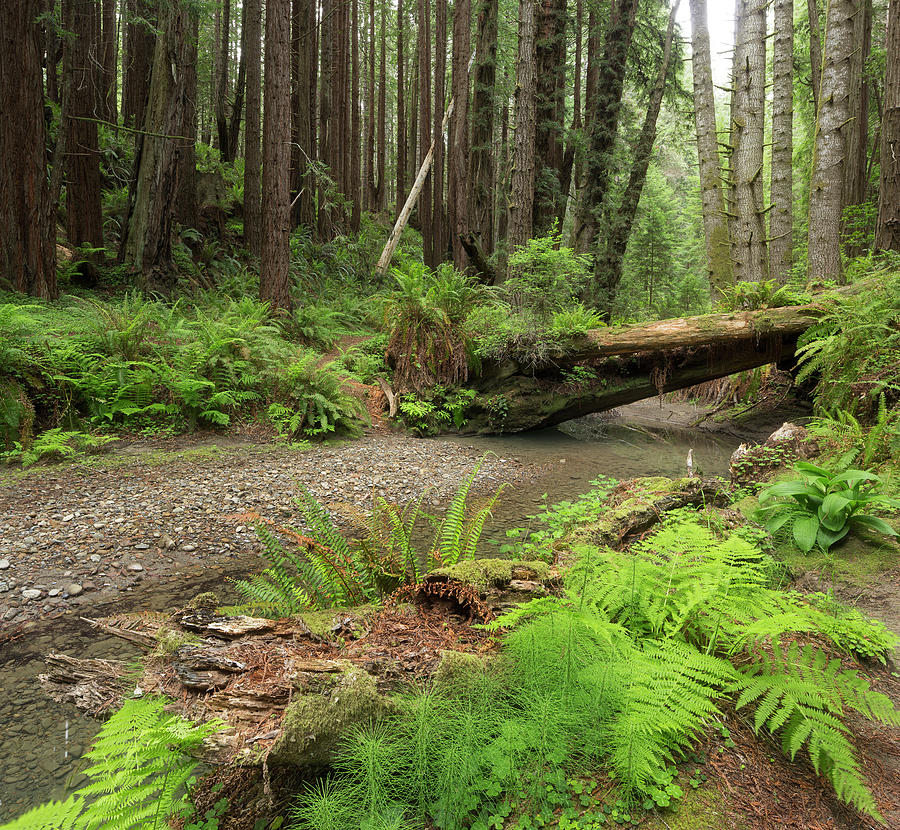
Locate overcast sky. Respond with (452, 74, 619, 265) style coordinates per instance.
(675, 2, 737, 86)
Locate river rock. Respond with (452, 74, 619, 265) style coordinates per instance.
(22, 589, 42, 600)
(65, 584, 83, 597)
(0, 559, 9, 570)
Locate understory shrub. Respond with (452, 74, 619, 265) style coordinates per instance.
(292, 514, 898, 828)
(234, 462, 503, 615)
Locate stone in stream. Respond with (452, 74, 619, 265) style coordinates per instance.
(21, 589, 42, 600)
(65, 584, 83, 597)
(0, 559, 10, 570)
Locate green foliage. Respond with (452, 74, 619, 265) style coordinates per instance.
(1, 428, 115, 467)
(382, 261, 481, 392)
(296, 515, 896, 826)
(754, 461, 899, 553)
(795, 271, 900, 414)
(0, 291, 367, 450)
(397, 386, 476, 434)
(806, 397, 900, 469)
(234, 463, 502, 615)
(0, 697, 224, 830)
(716, 279, 809, 312)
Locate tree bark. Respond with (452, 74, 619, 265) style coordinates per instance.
(808, 0, 824, 114)
(593, 1, 680, 318)
(318, 0, 335, 240)
(0, 0, 57, 298)
(63, 0, 104, 252)
(532, 0, 567, 235)
(841, 0, 872, 256)
(555, 0, 581, 238)
(376, 0, 387, 211)
(261, 0, 293, 311)
(100, 0, 118, 122)
(433, 0, 447, 261)
(418, 0, 434, 266)
(350, 0, 362, 232)
(123, 0, 156, 129)
(245, 0, 262, 252)
(120, 0, 194, 294)
(690, 0, 732, 293)
(175, 12, 198, 229)
(808, 0, 855, 283)
(507, 0, 538, 253)
(770, 0, 794, 282)
(227, 45, 247, 162)
(215, 0, 232, 160)
(469, 0, 499, 259)
(729, 0, 768, 283)
(577, 0, 640, 264)
(396, 0, 406, 218)
(448, 0, 470, 269)
(875, 0, 900, 251)
(365, 0, 376, 210)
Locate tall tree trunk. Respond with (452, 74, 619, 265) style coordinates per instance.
(350, 0, 362, 231)
(175, 12, 198, 228)
(729, 0, 768, 283)
(875, 0, 900, 250)
(593, 1, 680, 317)
(770, 0, 794, 282)
(215, 0, 232, 159)
(0, 0, 56, 298)
(123, 0, 156, 128)
(120, 0, 194, 294)
(63, 0, 104, 252)
(409, 44, 419, 207)
(100, 0, 118, 122)
(577, 0, 640, 265)
(396, 0, 406, 217)
(532, 0, 567, 235)
(433, 0, 447, 262)
(469, 0, 499, 256)
(507, 0, 537, 253)
(690, 0, 732, 292)
(244, 0, 262, 252)
(808, 0, 855, 283)
(497, 67, 510, 257)
(365, 0, 376, 209)
(555, 0, 581, 236)
(842, 0, 872, 256)
(808, 0, 824, 114)
(418, 0, 434, 265)
(261, 0, 293, 311)
(318, 0, 335, 239)
(376, 0, 387, 211)
(449, 0, 470, 269)
(572, 7, 599, 251)
(227, 47, 247, 162)
(47, 19, 61, 104)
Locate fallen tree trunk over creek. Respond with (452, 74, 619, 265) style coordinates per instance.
(461, 302, 826, 433)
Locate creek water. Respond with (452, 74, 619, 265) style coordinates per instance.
(0, 413, 739, 820)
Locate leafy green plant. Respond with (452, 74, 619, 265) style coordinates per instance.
(716, 279, 808, 312)
(754, 461, 899, 553)
(0, 697, 223, 830)
(1, 428, 115, 467)
(234, 464, 502, 615)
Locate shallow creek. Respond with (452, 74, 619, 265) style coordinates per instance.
(0, 414, 738, 820)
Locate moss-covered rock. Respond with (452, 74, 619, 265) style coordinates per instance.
(268, 661, 390, 767)
(426, 559, 551, 592)
(431, 650, 493, 693)
(293, 605, 379, 640)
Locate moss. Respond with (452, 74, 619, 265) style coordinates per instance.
(427, 559, 550, 592)
(152, 626, 201, 656)
(269, 663, 389, 767)
(644, 788, 743, 830)
(431, 650, 492, 692)
(295, 604, 379, 639)
(186, 591, 219, 611)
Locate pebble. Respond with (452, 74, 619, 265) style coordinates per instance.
(0, 434, 542, 626)
(21, 589, 42, 600)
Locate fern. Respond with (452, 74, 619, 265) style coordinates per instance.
(0, 697, 223, 830)
(735, 641, 899, 819)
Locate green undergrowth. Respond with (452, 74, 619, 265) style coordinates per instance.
(291, 511, 899, 829)
(0, 291, 373, 461)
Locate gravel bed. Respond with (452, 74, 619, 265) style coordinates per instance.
(0, 435, 543, 629)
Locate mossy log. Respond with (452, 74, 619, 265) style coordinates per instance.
(462, 303, 829, 433)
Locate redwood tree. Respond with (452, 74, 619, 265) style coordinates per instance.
(0, 0, 56, 298)
(875, 0, 900, 251)
(770, 0, 794, 282)
(261, 0, 293, 311)
(449, 0, 471, 268)
(245, 0, 262, 252)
